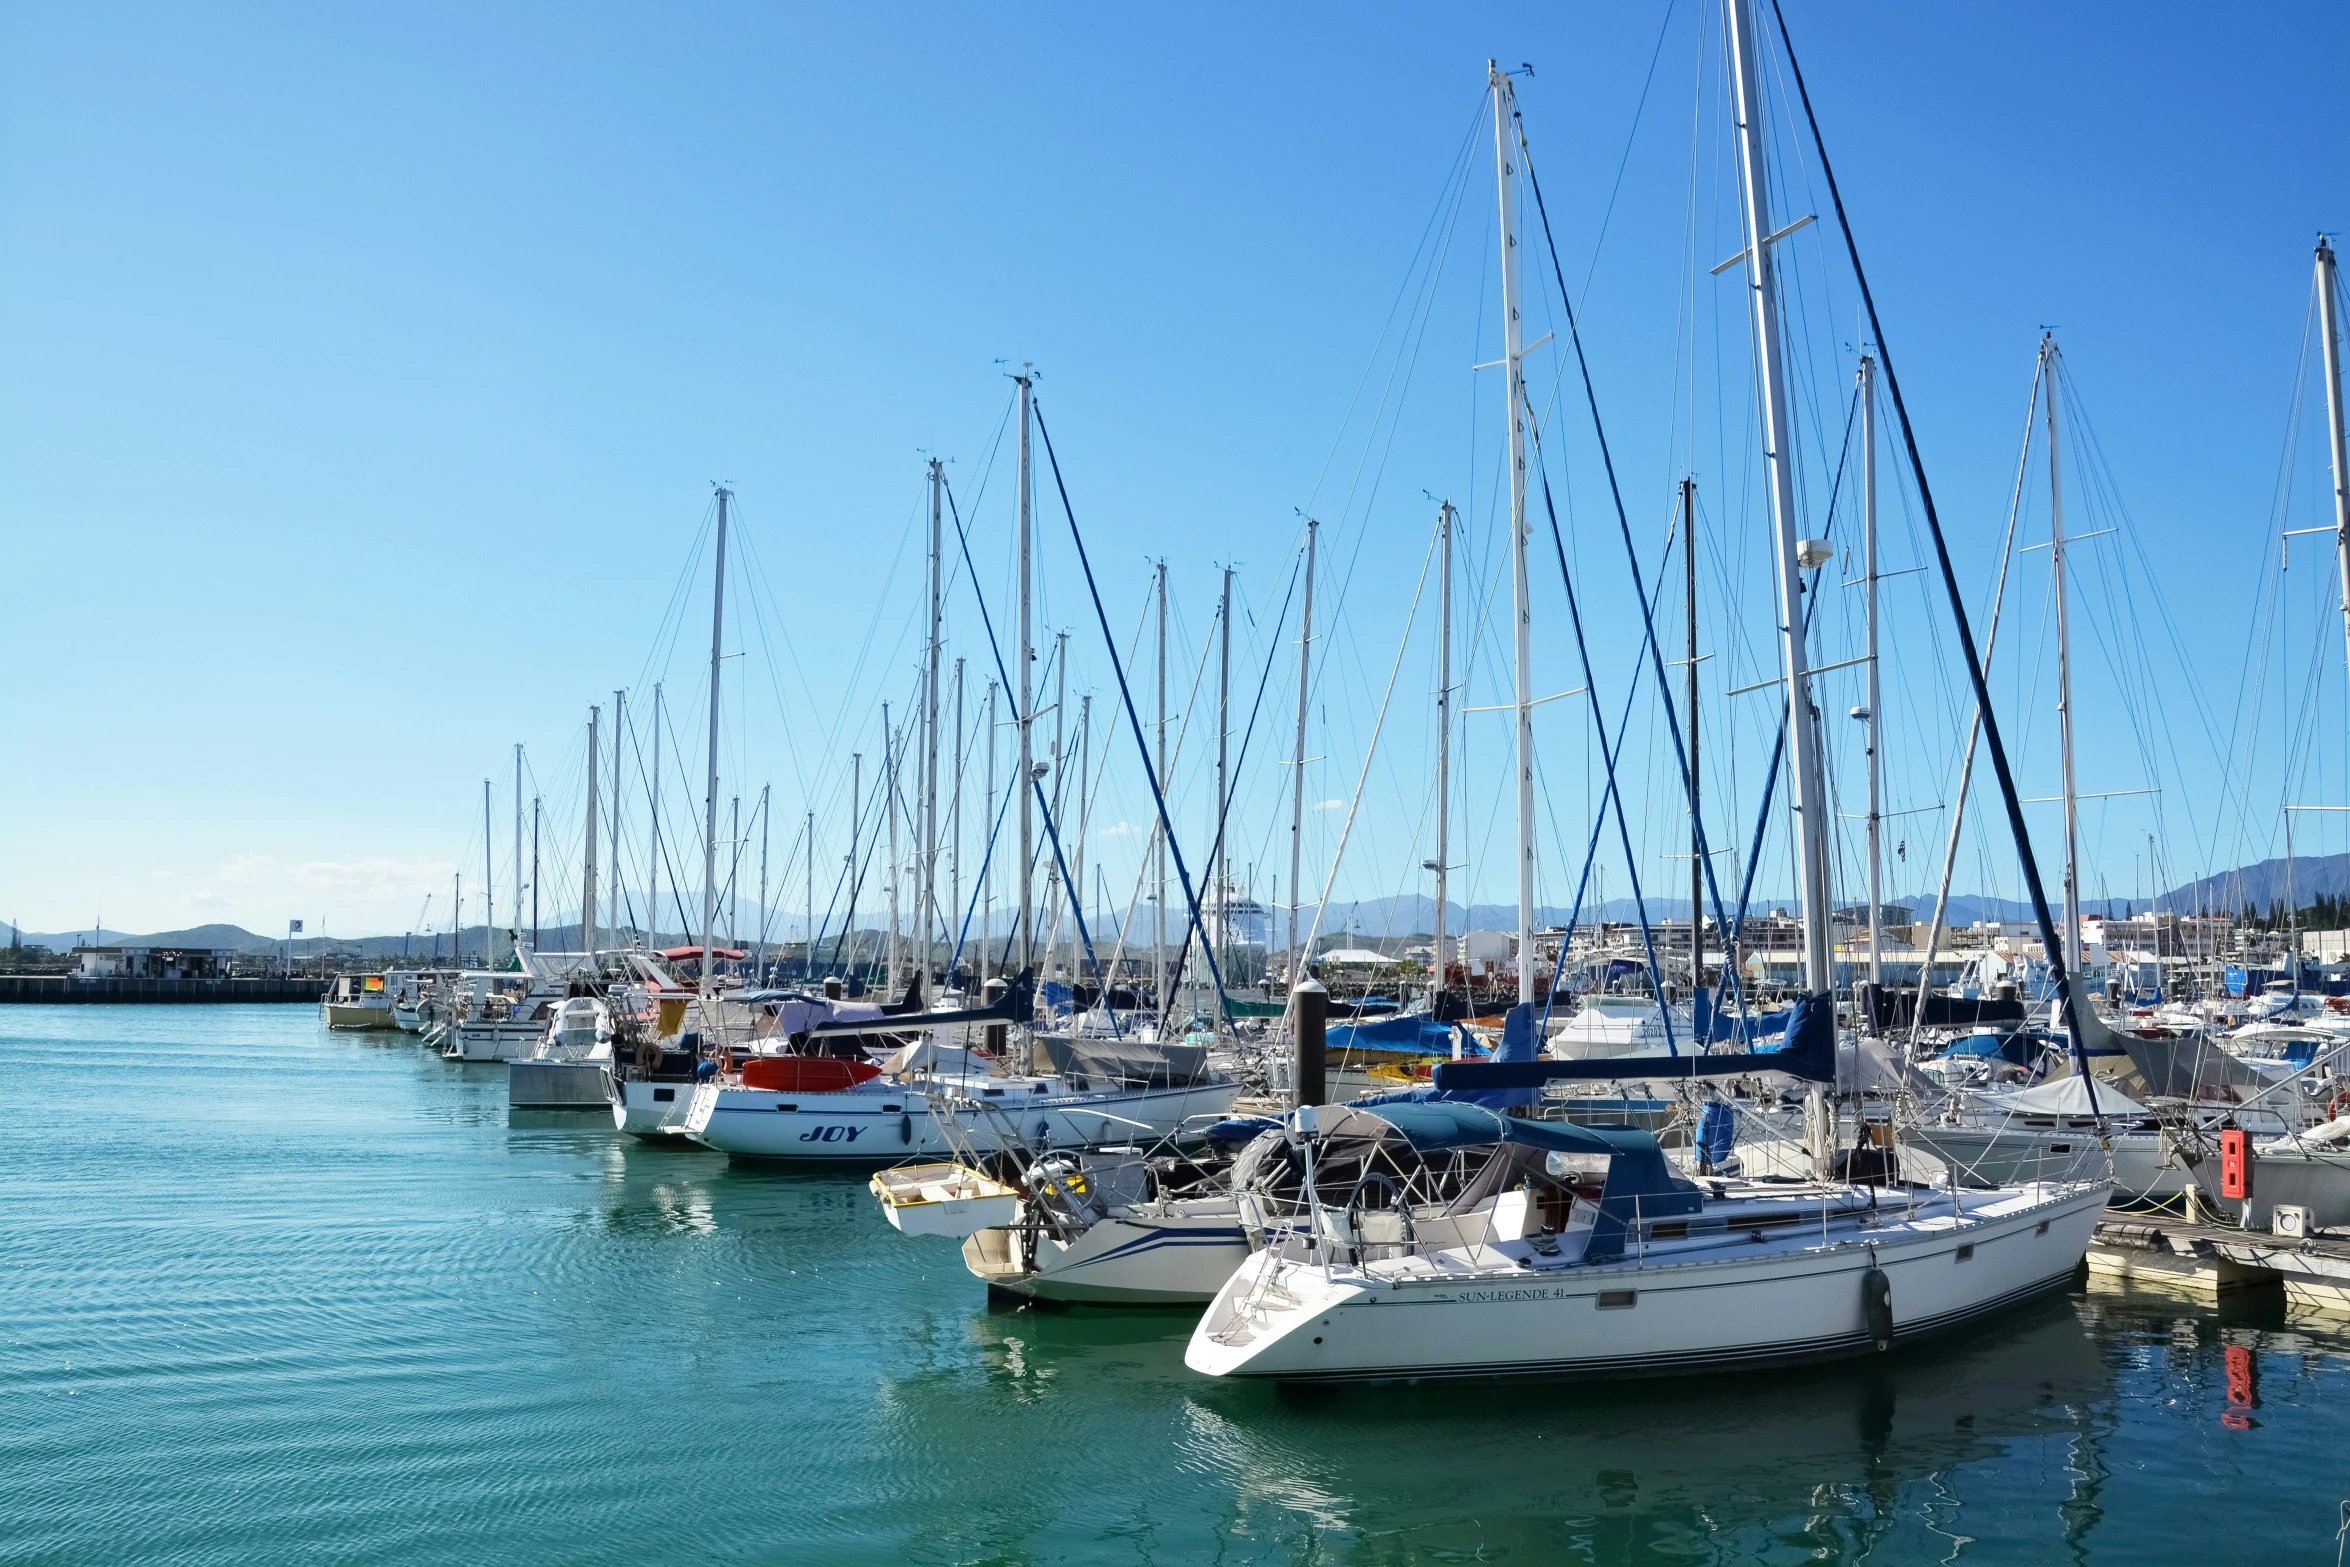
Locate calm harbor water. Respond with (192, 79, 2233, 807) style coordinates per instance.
(2, 1004, 2344, 1565)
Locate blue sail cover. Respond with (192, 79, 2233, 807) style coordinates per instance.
(1430, 989, 1838, 1091)
(1324, 1015, 1466, 1055)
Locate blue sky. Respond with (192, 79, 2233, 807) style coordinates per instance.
(5, 2, 2348, 945)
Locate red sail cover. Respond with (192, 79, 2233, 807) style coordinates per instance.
(740, 1056, 882, 1093)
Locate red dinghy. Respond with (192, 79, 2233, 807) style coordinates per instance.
(740, 1056, 883, 1094)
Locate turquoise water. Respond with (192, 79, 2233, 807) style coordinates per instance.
(2, 1004, 2344, 1565)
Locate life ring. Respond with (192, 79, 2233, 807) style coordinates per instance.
(636, 1040, 663, 1073)
(716, 1047, 735, 1075)
(2330, 1090, 2349, 1122)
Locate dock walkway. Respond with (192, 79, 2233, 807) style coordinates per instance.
(2091, 1212, 2350, 1312)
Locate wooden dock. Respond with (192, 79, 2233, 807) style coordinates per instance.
(2090, 1212, 2350, 1313)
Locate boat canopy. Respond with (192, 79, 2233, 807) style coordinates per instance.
(1993, 1074, 2150, 1119)
(659, 946, 748, 961)
(1432, 990, 1838, 1091)
(1324, 1015, 1467, 1057)
(1301, 1096, 1701, 1263)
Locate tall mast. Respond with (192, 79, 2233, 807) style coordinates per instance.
(1862, 354, 1883, 992)
(702, 487, 730, 1000)
(1725, 0, 1832, 994)
(454, 871, 462, 970)
(983, 681, 996, 973)
(952, 658, 965, 979)
(925, 457, 944, 988)
(1433, 501, 1455, 1009)
(729, 796, 740, 950)
(2042, 333, 2084, 974)
(482, 779, 494, 968)
(756, 783, 770, 985)
(804, 809, 815, 982)
(1216, 566, 1233, 982)
(610, 689, 625, 948)
(846, 751, 861, 976)
(886, 702, 900, 996)
(649, 684, 664, 945)
(2318, 238, 2350, 703)
(1290, 520, 1320, 980)
(1492, 60, 1537, 1007)
(583, 705, 600, 958)
(531, 795, 540, 951)
(512, 745, 523, 959)
(1076, 692, 1091, 978)
(1682, 479, 1701, 989)
(1155, 563, 1169, 1011)
(1050, 629, 1069, 974)
(1016, 368, 1036, 974)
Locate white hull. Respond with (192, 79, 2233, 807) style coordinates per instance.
(962, 1201, 1251, 1304)
(1187, 1182, 2110, 1382)
(444, 1021, 550, 1062)
(608, 1074, 696, 1138)
(683, 1079, 1239, 1162)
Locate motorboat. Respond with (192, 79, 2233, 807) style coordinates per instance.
(1184, 1097, 2110, 1383)
(321, 974, 399, 1030)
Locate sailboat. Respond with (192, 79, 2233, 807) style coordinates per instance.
(1188, 22, 2111, 1382)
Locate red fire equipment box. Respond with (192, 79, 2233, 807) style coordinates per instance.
(2219, 1128, 2250, 1201)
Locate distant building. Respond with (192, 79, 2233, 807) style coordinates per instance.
(73, 945, 237, 980)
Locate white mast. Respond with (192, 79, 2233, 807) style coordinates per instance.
(1726, 0, 1833, 995)
(2041, 333, 2084, 974)
(1016, 368, 1035, 975)
(1050, 629, 1069, 974)
(1155, 562, 1168, 1010)
(846, 751, 861, 976)
(512, 745, 523, 958)
(1861, 355, 1883, 993)
(1289, 520, 1320, 980)
(885, 701, 900, 996)
(1431, 501, 1455, 1007)
(1492, 60, 1538, 1008)
(649, 683, 664, 945)
(482, 779, 494, 968)
(2318, 238, 2350, 700)
(702, 487, 730, 1001)
(925, 457, 944, 989)
(582, 705, 599, 958)
(951, 658, 965, 978)
(983, 682, 996, 972)
(610, 689, 624, 949)
(755, 783, 770, 985)
(1216, 566, 1233, 978)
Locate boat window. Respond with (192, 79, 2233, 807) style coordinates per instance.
(1596, 1290, 1638, 1310)
(2050, 1144, 2073, 1154)
(882, 1104, 901, 1112)
(774, 1103, 797, 1112)
(982, 1088, 1004, 1097)
(1955, 1244, 1976, 1262)
(2036, 1219, 2050, 1235)
(1647, 1221, 1689, 1240)
(652, 1089, 675, 1103)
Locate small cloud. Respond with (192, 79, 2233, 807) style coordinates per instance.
(1101, 822, 1145, 837)
(1314, 799, 1346, 812)
(150, 870, 177, 883)
(220, 854, 276, 883)
(189, 890, 227, 908)
(292, 858, 451, 898)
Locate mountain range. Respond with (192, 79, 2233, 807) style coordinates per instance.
(17, 851, 2342, 960)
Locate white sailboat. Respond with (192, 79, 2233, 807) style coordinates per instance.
(1188, 26, 2110, 1381)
